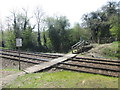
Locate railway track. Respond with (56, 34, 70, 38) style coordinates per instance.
(1, 49, 120, 77)
(0, 52, 49, 64)
(55, 57, 120, 77)
(0, 49, 63, 64)
(1, 49, 63, 59)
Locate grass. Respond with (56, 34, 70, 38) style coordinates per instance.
(77, 41, 119, 59)
(0, 68, 20, 72)
(101, 41, 120, 59)
(5, 70, 118, 88)
(1, 69, 21, 78)
(0, 47, 9, 50)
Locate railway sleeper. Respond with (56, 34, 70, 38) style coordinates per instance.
(56, 66, 119, 77)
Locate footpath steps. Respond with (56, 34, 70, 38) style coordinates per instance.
(71, 40, 91, 54)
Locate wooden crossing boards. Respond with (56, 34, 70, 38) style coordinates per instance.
(24, 54, 77, 73)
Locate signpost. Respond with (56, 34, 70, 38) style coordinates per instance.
(16, 38, 22, 70)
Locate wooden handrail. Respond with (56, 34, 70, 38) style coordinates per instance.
(72, 41, 82, 48)
(72, 40, 84, 49)
(71, 40, 86, 53)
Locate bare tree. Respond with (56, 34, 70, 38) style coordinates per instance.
(22, 8, 32, 30)
(34, 6, 45, 46)
(10, 10, 19, 38)
(11, 8, 33, 38)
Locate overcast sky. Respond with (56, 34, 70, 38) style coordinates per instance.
(0, 0, 119, 26)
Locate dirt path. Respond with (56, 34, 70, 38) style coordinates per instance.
(1, 71, 26, 88)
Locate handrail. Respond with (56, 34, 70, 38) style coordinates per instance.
(72, 40, 84, 48)
(72, 40, 84, 49)
(72, 41, 82, 48)
(71, 40, 85, 53)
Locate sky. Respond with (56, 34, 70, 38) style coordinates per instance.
(0, 0, 119, 26)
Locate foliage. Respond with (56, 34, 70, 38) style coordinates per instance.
(109, 14, 120, 41)
(70, 23, 91, 44)
(21, 26, 37, 50)
(46, 16, 70, 52)
(1, 69, 20, 72)
(101, 41, 120, 59)
(4, 30, 16, 49)
(82, 1, 119, 43)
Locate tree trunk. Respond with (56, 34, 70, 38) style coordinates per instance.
(37, 24, 41, 46)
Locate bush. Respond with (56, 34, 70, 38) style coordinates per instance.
(101, 41, 119, 59)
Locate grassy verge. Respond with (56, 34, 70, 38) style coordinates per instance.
(0, 69, 20, 72)
(101, 41, 120, 59)
(5, 70, 118, 88)
(1, 69, 21, 78)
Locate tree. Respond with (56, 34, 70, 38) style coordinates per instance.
(82, 12, 101, 43)
(109, 9, 120, 41)
(82, 1, 119, 43)
(21, 26, 37, 50)
(4, 30, 16, 49)
(34, 7, 45, 47)
(46, 16, 70, 52)
(0, 20, 4, 47)
(43, 29, 47, 47)
(70, 23, 91, 44)
(56, 16, 70, 52)
(4, 8, 36, 50)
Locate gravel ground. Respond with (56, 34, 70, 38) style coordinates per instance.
(1, 58, 36, 70)
(1, 58, 36, 78)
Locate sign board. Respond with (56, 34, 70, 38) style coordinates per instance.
(16, 38, 22, 47)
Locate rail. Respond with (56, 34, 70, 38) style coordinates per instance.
(55, 56, 120, 77)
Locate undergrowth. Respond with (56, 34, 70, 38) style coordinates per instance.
(101, 41, 120, 59)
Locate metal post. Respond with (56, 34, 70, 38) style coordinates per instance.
(18, 47, 21, 70)
(16, 38, 22, 70)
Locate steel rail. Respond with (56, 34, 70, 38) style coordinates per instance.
(56, 66, 119, 77)
(1, 49, 63, 58)
(74, 57, 120, 63)
(67, 59, 120, 66)
(59, 62, 120, 72)
(0, 52, 49, 62)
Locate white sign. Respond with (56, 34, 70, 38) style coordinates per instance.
(16, 38, 22, 47)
